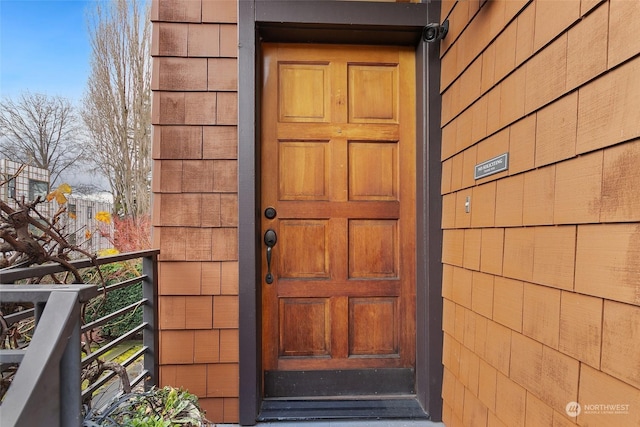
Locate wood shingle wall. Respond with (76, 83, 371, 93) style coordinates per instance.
(150, 0, 239, 422)
(440, 0, 640, 425)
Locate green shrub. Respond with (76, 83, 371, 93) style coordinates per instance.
(83, 386, 206, 427)
(84, 261, 143, 339)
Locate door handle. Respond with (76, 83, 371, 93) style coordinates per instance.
(264, 229, 277, 284)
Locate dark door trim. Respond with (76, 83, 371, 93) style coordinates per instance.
(238, 2, 443, 425)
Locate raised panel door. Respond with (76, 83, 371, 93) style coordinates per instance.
(261, 43, 416, 397)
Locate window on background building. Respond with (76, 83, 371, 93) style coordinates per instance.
(28, 180, 48, 201)
(6, 175, 15, 199)
(69, 203, 76, 217)
(87, 205, 93, 220)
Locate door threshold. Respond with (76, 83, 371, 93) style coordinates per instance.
(257, 397, 428, 421)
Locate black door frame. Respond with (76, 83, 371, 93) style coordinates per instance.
(237, 2, 443, 425)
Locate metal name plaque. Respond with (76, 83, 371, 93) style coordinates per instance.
(474, 152, 509, 180)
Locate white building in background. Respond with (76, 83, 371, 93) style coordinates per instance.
(0, 159, 114, 255)
(63, 194, 114, 254)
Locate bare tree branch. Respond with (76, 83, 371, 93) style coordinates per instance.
(0, 92, 87, 186)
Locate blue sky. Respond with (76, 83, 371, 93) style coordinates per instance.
(1, 0, 93, 104)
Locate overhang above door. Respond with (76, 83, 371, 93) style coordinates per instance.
(255, 1, 430, 45)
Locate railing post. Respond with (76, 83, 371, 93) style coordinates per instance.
(0, 289, 82, 427)
(0, 252, 158, 424)
(143, 252, 159, 390)
(60, 315, 82, 427)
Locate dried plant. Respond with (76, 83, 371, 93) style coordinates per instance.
(0, 176, 138, 407)
(0, 171, 97, 282)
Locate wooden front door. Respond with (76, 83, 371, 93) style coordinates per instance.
(261, 43, 416, 397)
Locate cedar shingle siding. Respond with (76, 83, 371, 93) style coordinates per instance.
(440, 0, 640, 425)
(151, 0, 239, 421)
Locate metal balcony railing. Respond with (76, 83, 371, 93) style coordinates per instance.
(0, 249, 159, 427)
